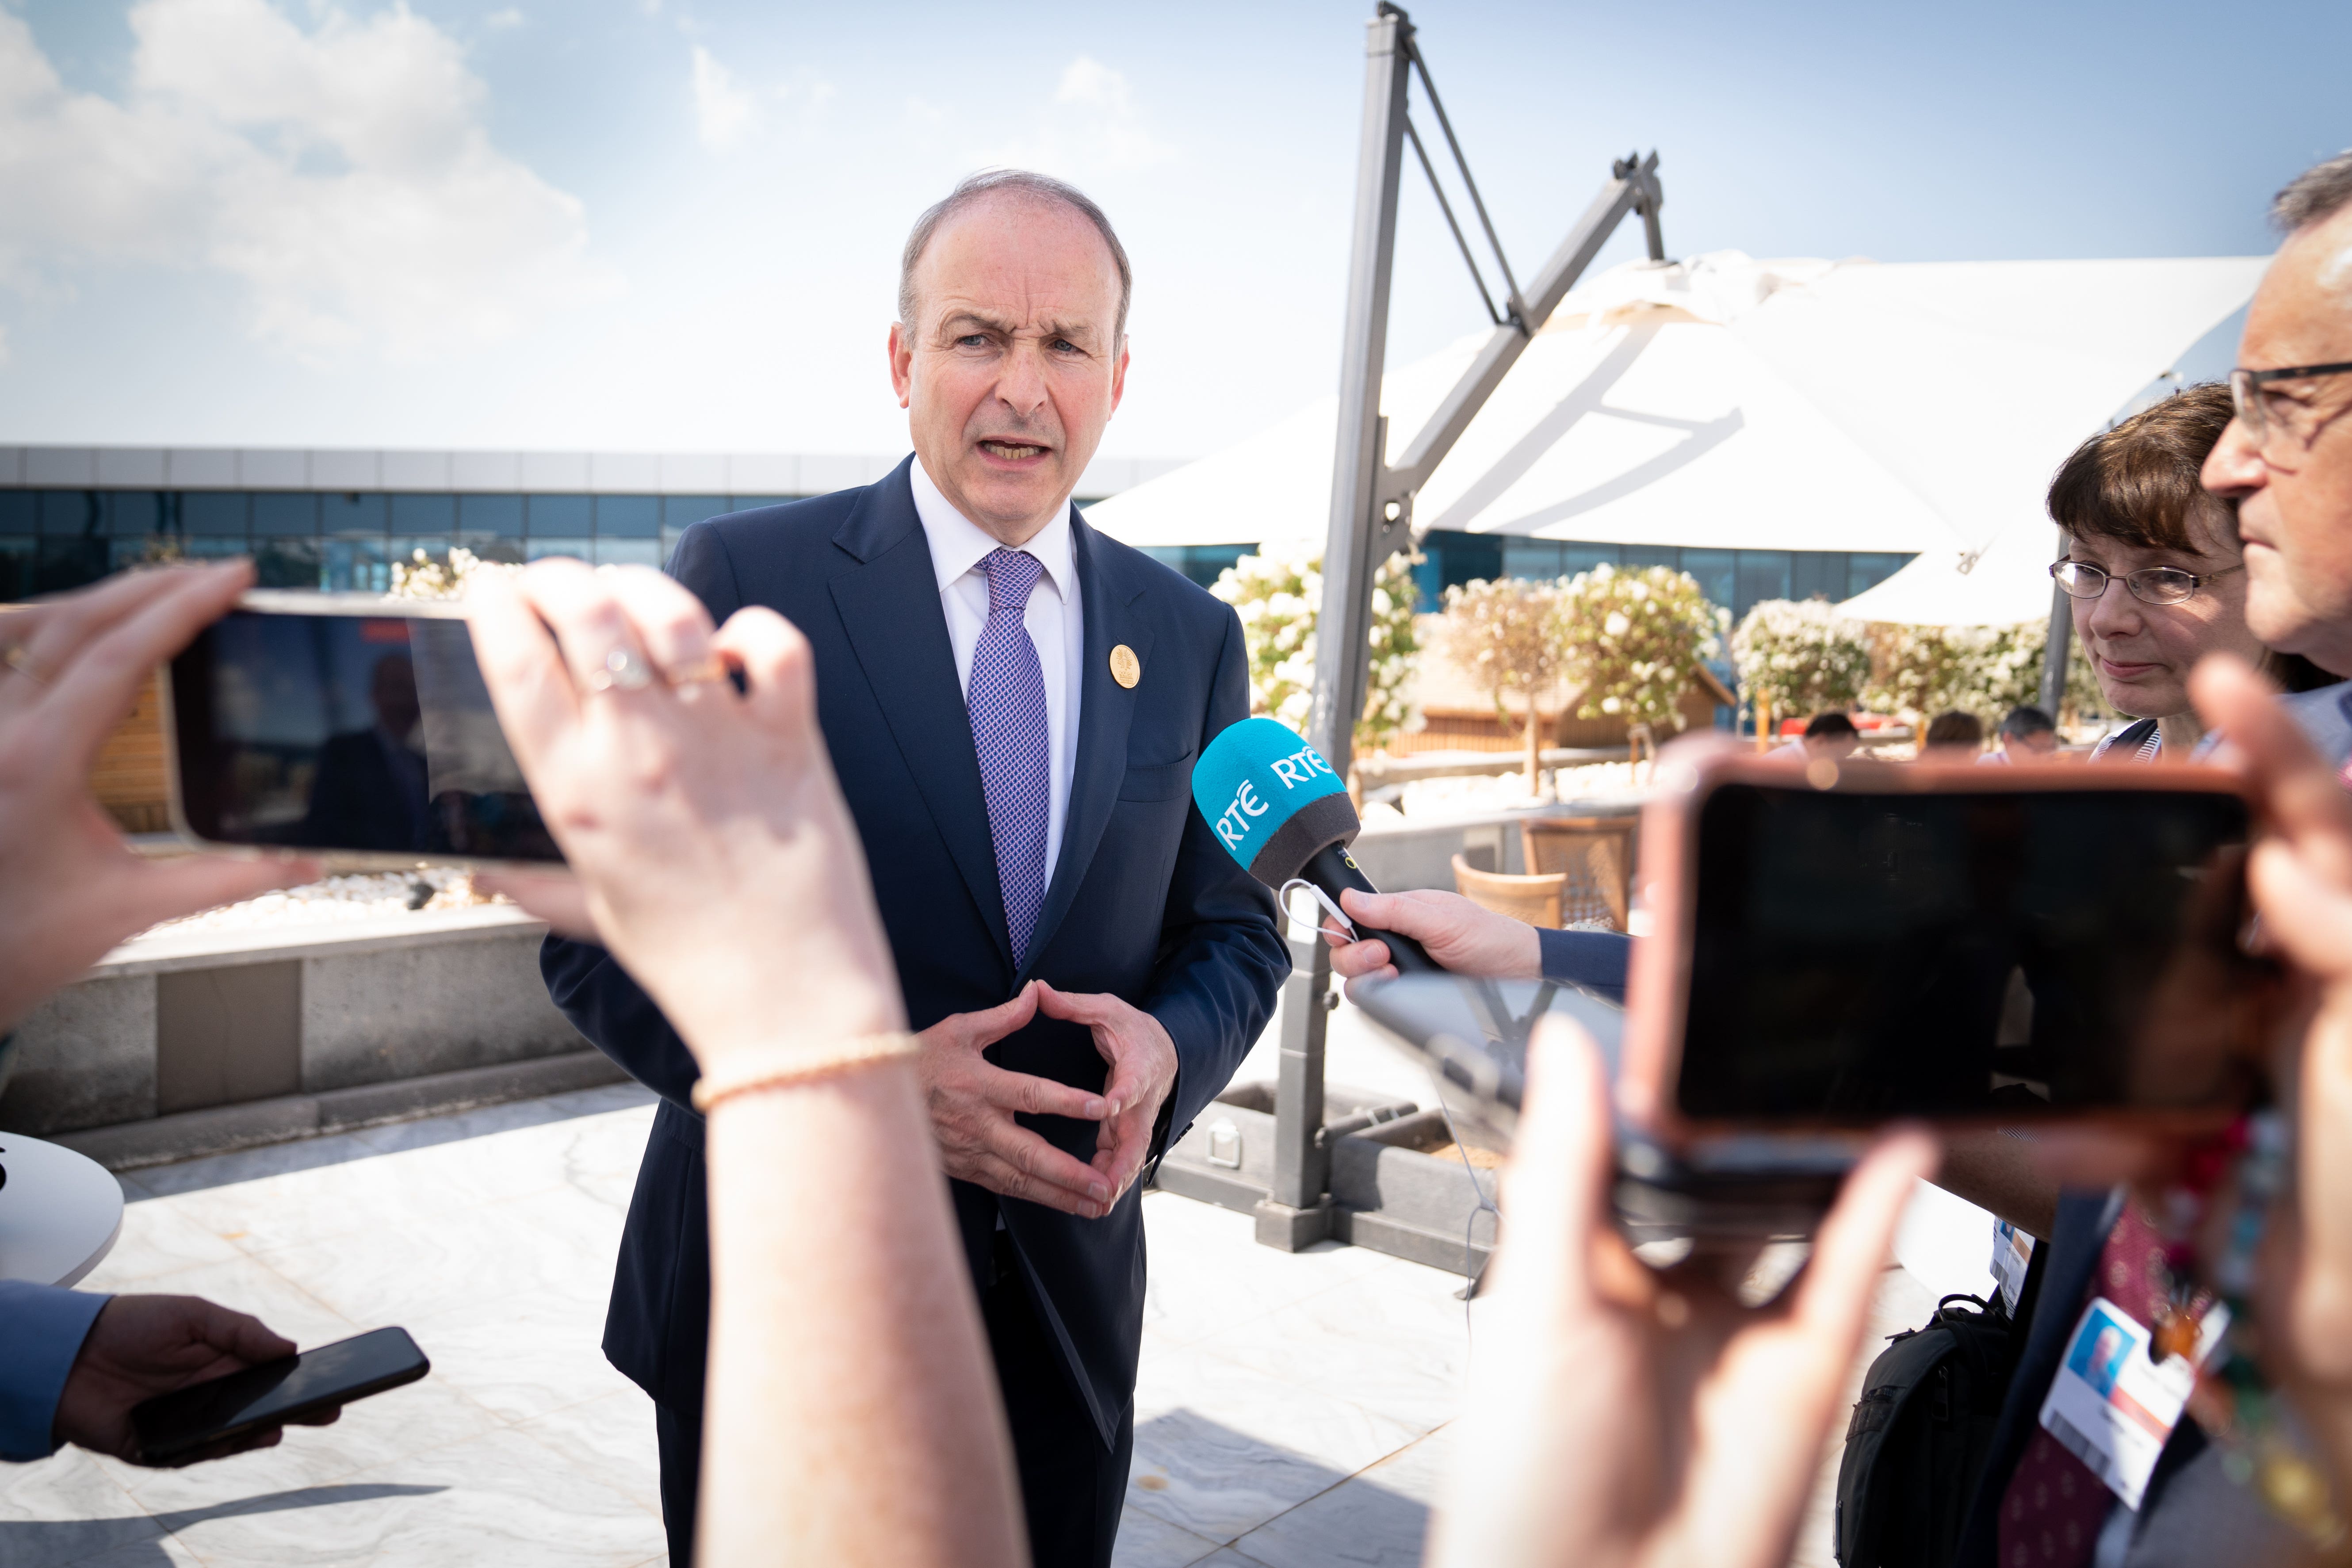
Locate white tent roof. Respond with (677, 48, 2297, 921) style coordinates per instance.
(1085, 250, 2266, 625)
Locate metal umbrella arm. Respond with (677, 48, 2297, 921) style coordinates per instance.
(1247, 0, 1669, 1252)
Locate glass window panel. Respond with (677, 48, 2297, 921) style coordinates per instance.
(1789, 551, 1846, 602)
(528, 494, 592, 536)
(662, 495, 727, 529)
(323, 537, 393, 593)
(110, 537, 169, 573)
(594, 536, 662, 568)
(0, 535, 36, 601)
(1680, 550, 1736, 617)
(1621, 544, 1681, 572)
(1734, 551, 1792, 619)
(389, 493, 455, 536)
(182, 492, 249, 538)
(1502, 539, 1564, 581)
(36, 537, 110, 593)
(322, 492, 387, 535)
(250, 492, 319, 537)
(253, 538, 324, 590)
(454, 533, 526, 565)
(459, 493, 524, 537)
(727, 495, 791, 512)
(596, 495, 660, 538)
(181, 536, 250, 560)
(106, 491, 169, 536)
(1422, 529, 1503, 595)
(526, 537, 593, 563)
(38, 490, 102, 536)
(1560, 543, 1619, 579)
(0, 492, 32, 535)
(1848, 552, 1913, 597)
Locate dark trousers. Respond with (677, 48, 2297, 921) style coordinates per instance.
(654, 1402, 699, 1566)
(981, 1231, 1135, 1568)
(648, 1234, 1134, 1568)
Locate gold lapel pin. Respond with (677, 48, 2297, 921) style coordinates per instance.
(1109, 644, 1140, 689)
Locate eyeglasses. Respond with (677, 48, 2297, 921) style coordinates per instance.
(2049, 559, 2243, 605)
(2230, 362, 2352, 451)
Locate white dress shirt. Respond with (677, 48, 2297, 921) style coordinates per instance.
(910, 458, 1086, 882)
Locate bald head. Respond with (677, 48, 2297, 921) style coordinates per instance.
(898, 170, 1132, 345)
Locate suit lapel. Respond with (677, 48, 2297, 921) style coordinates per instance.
(1018, 512, 1154, 983)
(828, 463, 1013, 971)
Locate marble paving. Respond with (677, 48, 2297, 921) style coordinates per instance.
(0, 1011, 1954, 1567)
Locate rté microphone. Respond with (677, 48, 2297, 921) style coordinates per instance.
(1190, 718, 1442, 975)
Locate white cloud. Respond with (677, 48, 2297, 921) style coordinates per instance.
(0, 0, 615, 362)
(689, 44, 756, 152)
(1056, 57, 1132, 114)
(969, 57, 1174, 178)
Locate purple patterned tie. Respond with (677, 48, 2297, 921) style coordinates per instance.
(968, 548, 1052, 967)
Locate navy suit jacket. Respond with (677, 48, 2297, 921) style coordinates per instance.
(541, 458, 1288, 1446)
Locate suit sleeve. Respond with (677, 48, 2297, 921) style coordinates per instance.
(0, 1281, 109, 1462)
(1535, 928, 1630, 1005)
(537, 518, 754, 1114)
(1143, 606, 1291, 1145)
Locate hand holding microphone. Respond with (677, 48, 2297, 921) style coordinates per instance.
(1190, 718, 1443, 974)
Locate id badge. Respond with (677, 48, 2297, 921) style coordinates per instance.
(1990, 1220, 2034, 1314)
(2036, 1295, 2226, 1510)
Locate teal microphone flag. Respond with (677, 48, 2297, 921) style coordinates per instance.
(1192, 716, 1362, 888)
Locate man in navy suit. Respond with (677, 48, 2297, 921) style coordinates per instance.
(540, 170, 1287, 1568)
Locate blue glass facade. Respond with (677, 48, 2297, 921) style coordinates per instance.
(1412, 532, 1912, 621)
(1136, 530, 1914, 621)
(0, 490, 778, 600)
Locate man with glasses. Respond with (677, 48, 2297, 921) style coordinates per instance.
(2205, 151, 2352, 760)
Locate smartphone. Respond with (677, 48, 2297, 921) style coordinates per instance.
(1353, 976, 1859, 1239)
(166, 593, 562, 867)
(1621, 753, 2272, 1141)
(129, 1326, 430, 1465)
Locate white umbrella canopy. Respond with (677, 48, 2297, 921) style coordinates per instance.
(1752, 256, 2271, 624)
(1085, 251, 2265, 626)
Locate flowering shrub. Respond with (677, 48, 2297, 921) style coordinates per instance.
(1557, 564, 1725, 735)
(1865, 620, 2106, 726)
(1209, 546, 1423, 752)
(390, 545, 520, 600)
(1732, 599, 1872, 724)
(1437, 576, 1570, 781)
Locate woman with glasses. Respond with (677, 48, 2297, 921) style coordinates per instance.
(1920, 385, 2328, 1568)
(2048, 383, 2328, 762)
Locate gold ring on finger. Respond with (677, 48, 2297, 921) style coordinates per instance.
(585, 647, 654, 693)
(668, 655, 728, 686)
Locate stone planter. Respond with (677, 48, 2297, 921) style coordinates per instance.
(1331, 1109, 1498, 1277)
(1154, 1079, 1416, 1215)
(0, 905, 609, 1160)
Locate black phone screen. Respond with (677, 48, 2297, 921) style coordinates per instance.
(130, 1327, 429, 1463)
(1681, 783, 2263, 1122)
(170, 607, 562, 862)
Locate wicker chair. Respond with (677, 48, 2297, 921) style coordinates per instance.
(1451, 853, 1567, 929)
(1520, 816, 1635, 931)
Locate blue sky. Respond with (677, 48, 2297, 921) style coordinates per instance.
(0, 0, 2345, 459)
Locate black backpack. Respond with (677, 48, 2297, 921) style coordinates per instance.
(1834, 1292, 2020, 1567)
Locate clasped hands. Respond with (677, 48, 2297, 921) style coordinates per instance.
(917, 981, 1177, 1220)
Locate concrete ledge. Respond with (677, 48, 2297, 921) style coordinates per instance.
(4, 907, 586, 1136)
(53, 1049, 630, 1172)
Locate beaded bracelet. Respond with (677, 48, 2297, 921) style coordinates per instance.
(689, 1033, 922, 1113)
